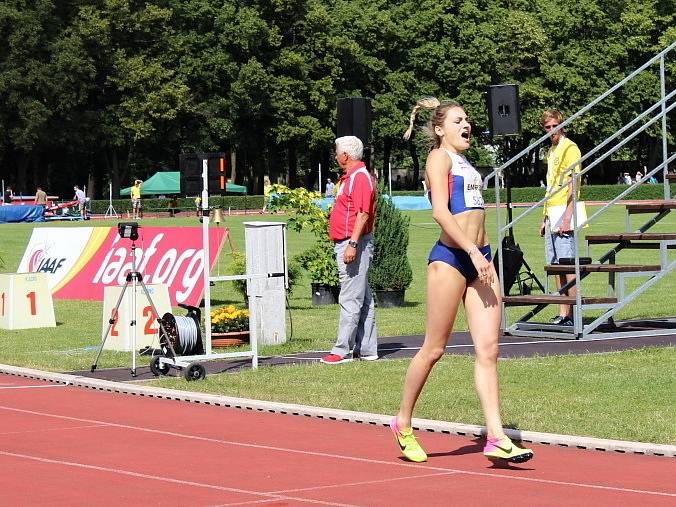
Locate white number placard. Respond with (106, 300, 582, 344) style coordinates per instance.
(101, 284, 171, 351)
(0, 273, 56, 330)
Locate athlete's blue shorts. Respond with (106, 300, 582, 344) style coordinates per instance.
(428, 241, 492, 283)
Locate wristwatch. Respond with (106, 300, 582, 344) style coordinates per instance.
(348, 240, 358, 248)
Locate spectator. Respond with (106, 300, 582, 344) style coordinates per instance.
(4, 185, 14, 204)
(540, 109, 585, 326)
(131, 179, 143, 219)
(34, 186, 47, 208)
(321, 136, 378, 364)
(635, 170, 643, 184)
(73, 185, 87, 219)
(325, 178, 335, 198)
(261, 175, 272, 213)
(623, 172, 632, 185)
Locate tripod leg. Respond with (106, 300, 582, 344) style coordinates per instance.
(91, 281, 130, 372)
(520, 258, 546, 293)
(137, 279, 178, 359)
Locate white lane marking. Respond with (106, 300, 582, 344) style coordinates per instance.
(215, 472, 459, 506)
(0, 450, 357, 507)
(0, 424, 106, 436)
(0, 384, 70, 390)
(0, 404, 673, 498)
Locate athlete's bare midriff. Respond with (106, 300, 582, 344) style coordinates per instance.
(438, 209, 488, 249)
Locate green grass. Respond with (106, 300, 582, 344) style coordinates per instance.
(0, 207, 674, 443)
(149, 347, 676, 444)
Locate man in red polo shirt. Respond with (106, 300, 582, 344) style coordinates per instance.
(321, 136, 378, 364)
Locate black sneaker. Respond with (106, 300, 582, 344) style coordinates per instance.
(559, 316, 573, 326)
(551, 316, 573, 326)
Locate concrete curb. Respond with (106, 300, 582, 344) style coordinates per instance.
(1, 363, 674, 458)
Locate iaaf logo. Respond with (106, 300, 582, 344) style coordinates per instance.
(28, 248, 67, 274)
(91, 232, 205, 303)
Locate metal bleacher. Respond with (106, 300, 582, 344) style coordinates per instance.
(487, 41, 676, 341)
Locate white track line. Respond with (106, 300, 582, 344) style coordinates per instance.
(0, 404, 673, 498)
(0, 384, 69, 390)
(0, 450, 354, 507)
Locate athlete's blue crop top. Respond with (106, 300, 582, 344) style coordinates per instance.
(427, 150, 485, 214)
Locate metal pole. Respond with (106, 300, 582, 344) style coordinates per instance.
(388, 163, 392, 196)
(201, 158, 212, 355)
(130, 243, 138, 376)
(318, 163, 322, 195)
(660, 55, 668, 201)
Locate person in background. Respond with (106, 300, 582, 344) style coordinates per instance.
(321, 135, 378, 365)
(261, 175, 272, 213)
(73, 185, 87, 219)
(34, 186, 47, 209)
(635, 170, 643, 184)
(540, 109, 585, 327)
(131, 179, 143, 219)
(195, 196, 202, 217)
(325, 178, 335, 198)
(623, 172, 632, 185)
(4, 185, 14, 204)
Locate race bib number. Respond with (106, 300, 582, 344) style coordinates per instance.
(464, 178, 484, 208)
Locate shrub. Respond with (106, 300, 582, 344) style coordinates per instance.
(369, 193, 413, 291)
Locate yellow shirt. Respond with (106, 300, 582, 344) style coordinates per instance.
(543, 136, 582, 216)
(131, 185, 141, 199)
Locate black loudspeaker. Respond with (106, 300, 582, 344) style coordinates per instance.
(487, 85, 521, 137)
(336, 97, 371, 145)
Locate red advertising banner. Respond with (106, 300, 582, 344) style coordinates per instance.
(49, 227, 224, 306)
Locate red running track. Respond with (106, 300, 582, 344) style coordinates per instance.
(0, 373, 673, 506)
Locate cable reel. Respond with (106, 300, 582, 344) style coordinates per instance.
(158, 304, 204, 358)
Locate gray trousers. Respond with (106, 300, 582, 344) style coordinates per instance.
(331, 235, 378, 357)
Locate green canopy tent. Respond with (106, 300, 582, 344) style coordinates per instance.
(120, 172, 180, 196)
(120, 172, 247, 195)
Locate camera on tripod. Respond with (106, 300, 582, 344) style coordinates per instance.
(117, 222, 139, 241)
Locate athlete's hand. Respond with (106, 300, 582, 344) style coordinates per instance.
(540, 221, 546, 237)
(470, 248, 493, 285)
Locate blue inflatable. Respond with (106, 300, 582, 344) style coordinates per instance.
(0, 205, 45, 223)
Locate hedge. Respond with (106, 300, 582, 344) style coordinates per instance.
(86, 184, 673, 214)
(88, 195, 265, 215)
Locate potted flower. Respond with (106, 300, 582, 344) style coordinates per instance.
(210, 305, 249, 347)
(368, 192, 413, 307)
(269, 184, 340, 304)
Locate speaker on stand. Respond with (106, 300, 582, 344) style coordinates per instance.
(336, 97, 372, 145)
(487, 84, 521, 137)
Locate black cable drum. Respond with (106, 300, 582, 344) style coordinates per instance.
(160, 311, 204, 356)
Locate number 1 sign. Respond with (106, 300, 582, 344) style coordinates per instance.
(0, 273, 56, 330)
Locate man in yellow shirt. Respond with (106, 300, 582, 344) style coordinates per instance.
(539, 109, 584, 326)
(131, 179, 142, 219)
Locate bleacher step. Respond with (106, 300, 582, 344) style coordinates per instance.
(625, 200, 676, 213)
(544, 263, 661, 274)
(585, 232, 676, 244)
(503, 295, 617, 306)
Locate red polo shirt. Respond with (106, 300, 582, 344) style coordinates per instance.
(328, 164, 376, 241)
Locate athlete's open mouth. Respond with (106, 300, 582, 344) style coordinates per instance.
(461, 132, 470, 140)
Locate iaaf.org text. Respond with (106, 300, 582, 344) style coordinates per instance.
(92, 233, 204, 303)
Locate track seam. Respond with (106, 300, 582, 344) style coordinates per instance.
(0, 363, 673, 458)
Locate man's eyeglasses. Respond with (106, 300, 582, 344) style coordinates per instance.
(543, 123, 560, 130)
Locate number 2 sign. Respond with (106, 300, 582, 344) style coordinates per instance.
(0, 273, 56, 330)
(101, 284, 171, 352)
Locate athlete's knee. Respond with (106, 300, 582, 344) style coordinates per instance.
(474, 340, 499, 364)
(418, 344, 446, 365)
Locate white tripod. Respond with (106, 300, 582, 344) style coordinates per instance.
(104, 182, 118, 218)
